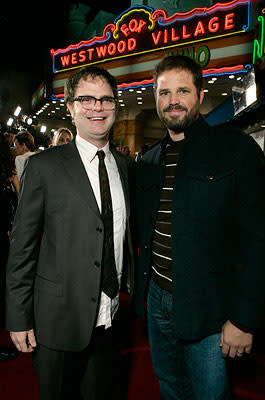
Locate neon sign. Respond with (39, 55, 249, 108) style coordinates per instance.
(253, 8, 265, 66)
(51, 0, 250, 73)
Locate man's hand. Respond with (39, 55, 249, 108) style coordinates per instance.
(220, 320, 253, 358)
(10, 329, 37, 353)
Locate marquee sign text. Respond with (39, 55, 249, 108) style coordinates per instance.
(51, 0, 250, 73)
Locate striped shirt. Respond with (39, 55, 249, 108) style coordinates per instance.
(151, 138, 183, 292)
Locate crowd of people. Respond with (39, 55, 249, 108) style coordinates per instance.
(0, 56, 264, 400)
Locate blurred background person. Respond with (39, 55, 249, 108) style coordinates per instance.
(14, 131, 35, 181)
(52, 127, 73, 146)
(0, 134, 19, 361)
(121, 145, 134, 161)
(3, 131, 16, 149)
(135, 144, 149, 162)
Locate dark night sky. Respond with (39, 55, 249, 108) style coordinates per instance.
(0, 1, 129, 122)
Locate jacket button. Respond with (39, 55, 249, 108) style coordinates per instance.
(207, 174, 215, 181)
(94, 261, 100, 268)
(91, 297, 97, 302)
(143, 272, 147, 276)
(144, 245, 148, 249)
(96, 227, 103, 233)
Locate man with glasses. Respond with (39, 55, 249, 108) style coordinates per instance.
(6, 66, 134, 400)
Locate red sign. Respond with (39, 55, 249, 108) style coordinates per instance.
(51, 0, 250, 73)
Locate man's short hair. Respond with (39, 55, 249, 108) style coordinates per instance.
(153, 55, 203, 97)
(64, 66, 118, 104)
(15, 131, 35, 152)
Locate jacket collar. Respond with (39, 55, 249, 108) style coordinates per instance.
(161, 114, 210, 152)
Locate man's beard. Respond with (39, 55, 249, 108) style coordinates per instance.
(158, 102, 200, 133)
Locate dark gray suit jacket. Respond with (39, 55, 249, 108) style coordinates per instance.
(6, 140, 134, 351)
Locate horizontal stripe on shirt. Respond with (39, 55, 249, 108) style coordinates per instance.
(152, 266, 173, 282)
(152, 250, 172, 261)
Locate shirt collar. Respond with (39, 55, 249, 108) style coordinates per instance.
(75, 134, 111, 163)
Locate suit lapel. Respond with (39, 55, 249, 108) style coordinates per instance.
(110, 148, 130, 218)
(61, 140, 101, 218)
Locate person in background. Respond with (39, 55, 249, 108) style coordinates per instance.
(6, 65, 134, 400)
(134, 55, 265, 399)
(14, 131, 35, 181)
(135, 144, 149, 162)
(3, 131, 16, 148)
(122, 145, 134, 161)
(0, 134, 19, 361)
(52, 127, 73, 146)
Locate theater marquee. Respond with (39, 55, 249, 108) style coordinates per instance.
(51, 0, 250, 74)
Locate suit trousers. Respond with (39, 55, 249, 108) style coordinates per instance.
(32, 313, 122, 400)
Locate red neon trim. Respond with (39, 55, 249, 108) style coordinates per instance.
(118, 79, 154, 88)
(50, 24, 115, 56)
(152, 0, 248, 23)
(203, 65, 244, 74)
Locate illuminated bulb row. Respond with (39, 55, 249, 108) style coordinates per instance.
(118, 87, 147, 107)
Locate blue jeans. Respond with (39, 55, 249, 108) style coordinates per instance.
(147, 279, 232, 400)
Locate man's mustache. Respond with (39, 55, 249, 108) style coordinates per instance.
(163, 104, 188, 112)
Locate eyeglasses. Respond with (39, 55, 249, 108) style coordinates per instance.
(73, 95, 117, 111)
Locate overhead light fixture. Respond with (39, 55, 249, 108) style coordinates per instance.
(26, 117, 33, 125)
(14, 106, 22, 117)
(40, 125, 47, 133)
(141, 87, 146, 91)
(229, 75, 235, 79)
(138, 102, 143, 105)
(129, 89, 134, 92)
(137, 97, 143, 100)
(136, 90, 142, 93)
(212, 77, 217, 81)
(221, 92, 228, 96)
(204, 89, 209, 93)
(7, 117, 14, 126)
(208, 80, 214, 84)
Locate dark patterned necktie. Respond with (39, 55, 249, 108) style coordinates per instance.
(97, 150, 119, 299)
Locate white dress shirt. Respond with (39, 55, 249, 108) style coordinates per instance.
(75, 134, 126, 328)
(15, 152, 35, 181)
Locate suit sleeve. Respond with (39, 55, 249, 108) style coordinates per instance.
(6, 156, 44, 332)
(229, 135, 265, 331)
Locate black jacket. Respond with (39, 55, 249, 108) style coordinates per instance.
(134, 116, 265, 340)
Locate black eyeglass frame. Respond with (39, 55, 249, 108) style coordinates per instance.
(72, 95, 117, 110)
